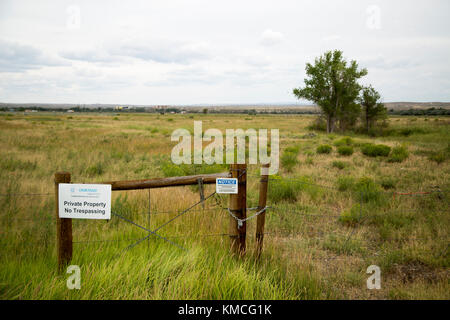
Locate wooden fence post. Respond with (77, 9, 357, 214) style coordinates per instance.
(54, 172, 72, 270)
(197, 178, 205, 209)
(256, 164, 269, 259)
(229, 164, 247, 257)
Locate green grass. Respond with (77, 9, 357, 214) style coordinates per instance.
(281, 146, 300, 172)
(353, 177, 384, 203)
(316, 144, 332, 154)
(0, 240, 327, 299)
(336, 176, 355, 191)
(85, 162, 105, 177)
(332, 160, 347, 170)
(337, 145, 354, 156)
(268, 176, 319, 203)
(333, 137, 354, 147)
(0, 112, 449, 300)
(428, 149, 448, 164)
(0, 158, 37, 171)
(388, 145, 409, 163)
(361, 143, 391, 157)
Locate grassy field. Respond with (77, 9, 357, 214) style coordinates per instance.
(0, 112, 449, 300)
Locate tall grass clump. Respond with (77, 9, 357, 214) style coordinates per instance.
(333, 137, 353, 147)
(388, 145, 409, 163)
(0, 158, 37, 171)
(85, 162, 105, 177)
(339, 204, 367, 226)
(336, 176, 355, 191)
(379, 177, 396, 190)
(361, 143, 391, 157)
(428, 151, 447, 164)
(427, 145, 449, 164)
(160, 157, 227, 177)
(332, 160, 346, 170)
(268, 176, 319, 202)
(397, 127, 429, 136)
(316, 144, 332, 154)
(281, 146, 300, 172)
(353, 177, 383, 203)
(337, 146, 354, 156)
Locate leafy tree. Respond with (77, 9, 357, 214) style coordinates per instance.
(293, 50, 367, 133)
(359, 85, 387, 133)
(338, 102, 360, 131)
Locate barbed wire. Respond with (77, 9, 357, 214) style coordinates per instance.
(248, 173, 449, 196)
(248, 174, 339, 190)
(270, 207, 342, 218)
(1, 180, 447, 262)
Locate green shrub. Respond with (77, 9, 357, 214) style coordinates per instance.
(336, 176, 354, 191)
(333, 137, 353, 147)
(307, 117, 327, 131)
(160, 159, 227, 177)
(268, 176, 319, 203)
(160, 162, 186, 177)
(332, 161, 346, 170)
(146, 127, 159, 133)
(339, 204, 364, 226)
(379, 177, 396, 190)
(281, 152, 298, 172)
(316, 144, 332, 154)
(268, 179, 301, 202)
(397, 127, 428, 136)
(337, 145, 354, 156)
(428, 151, 447, 164)
(388, 145, 409, 163)
(284, 146, 300, 154)
(361, 143, 391, 157)
(353, 177, 383, 203)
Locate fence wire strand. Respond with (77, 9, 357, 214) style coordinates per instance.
(1, 175, 448, 263)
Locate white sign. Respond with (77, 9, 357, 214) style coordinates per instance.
(58, 184, 111, 219)
(216, 178, 238, 194)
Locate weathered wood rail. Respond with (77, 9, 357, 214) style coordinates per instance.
(54, 165, 268, 270)
(102, 172, 230, 191)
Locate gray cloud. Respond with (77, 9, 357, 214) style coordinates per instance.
(0, 0, 449, 103)
(112, 40, 211, 64)
(61, 39, 211, 65)
(0, 39, 69, 72)
(59, 49, 117, 63)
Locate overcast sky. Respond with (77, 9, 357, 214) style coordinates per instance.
(0, 0, 449, 105)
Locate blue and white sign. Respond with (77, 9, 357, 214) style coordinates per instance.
(58, 184, 111, 219)
(216, 178, 238, 194)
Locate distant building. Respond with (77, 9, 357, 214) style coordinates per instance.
(67, 110, 74, 113)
